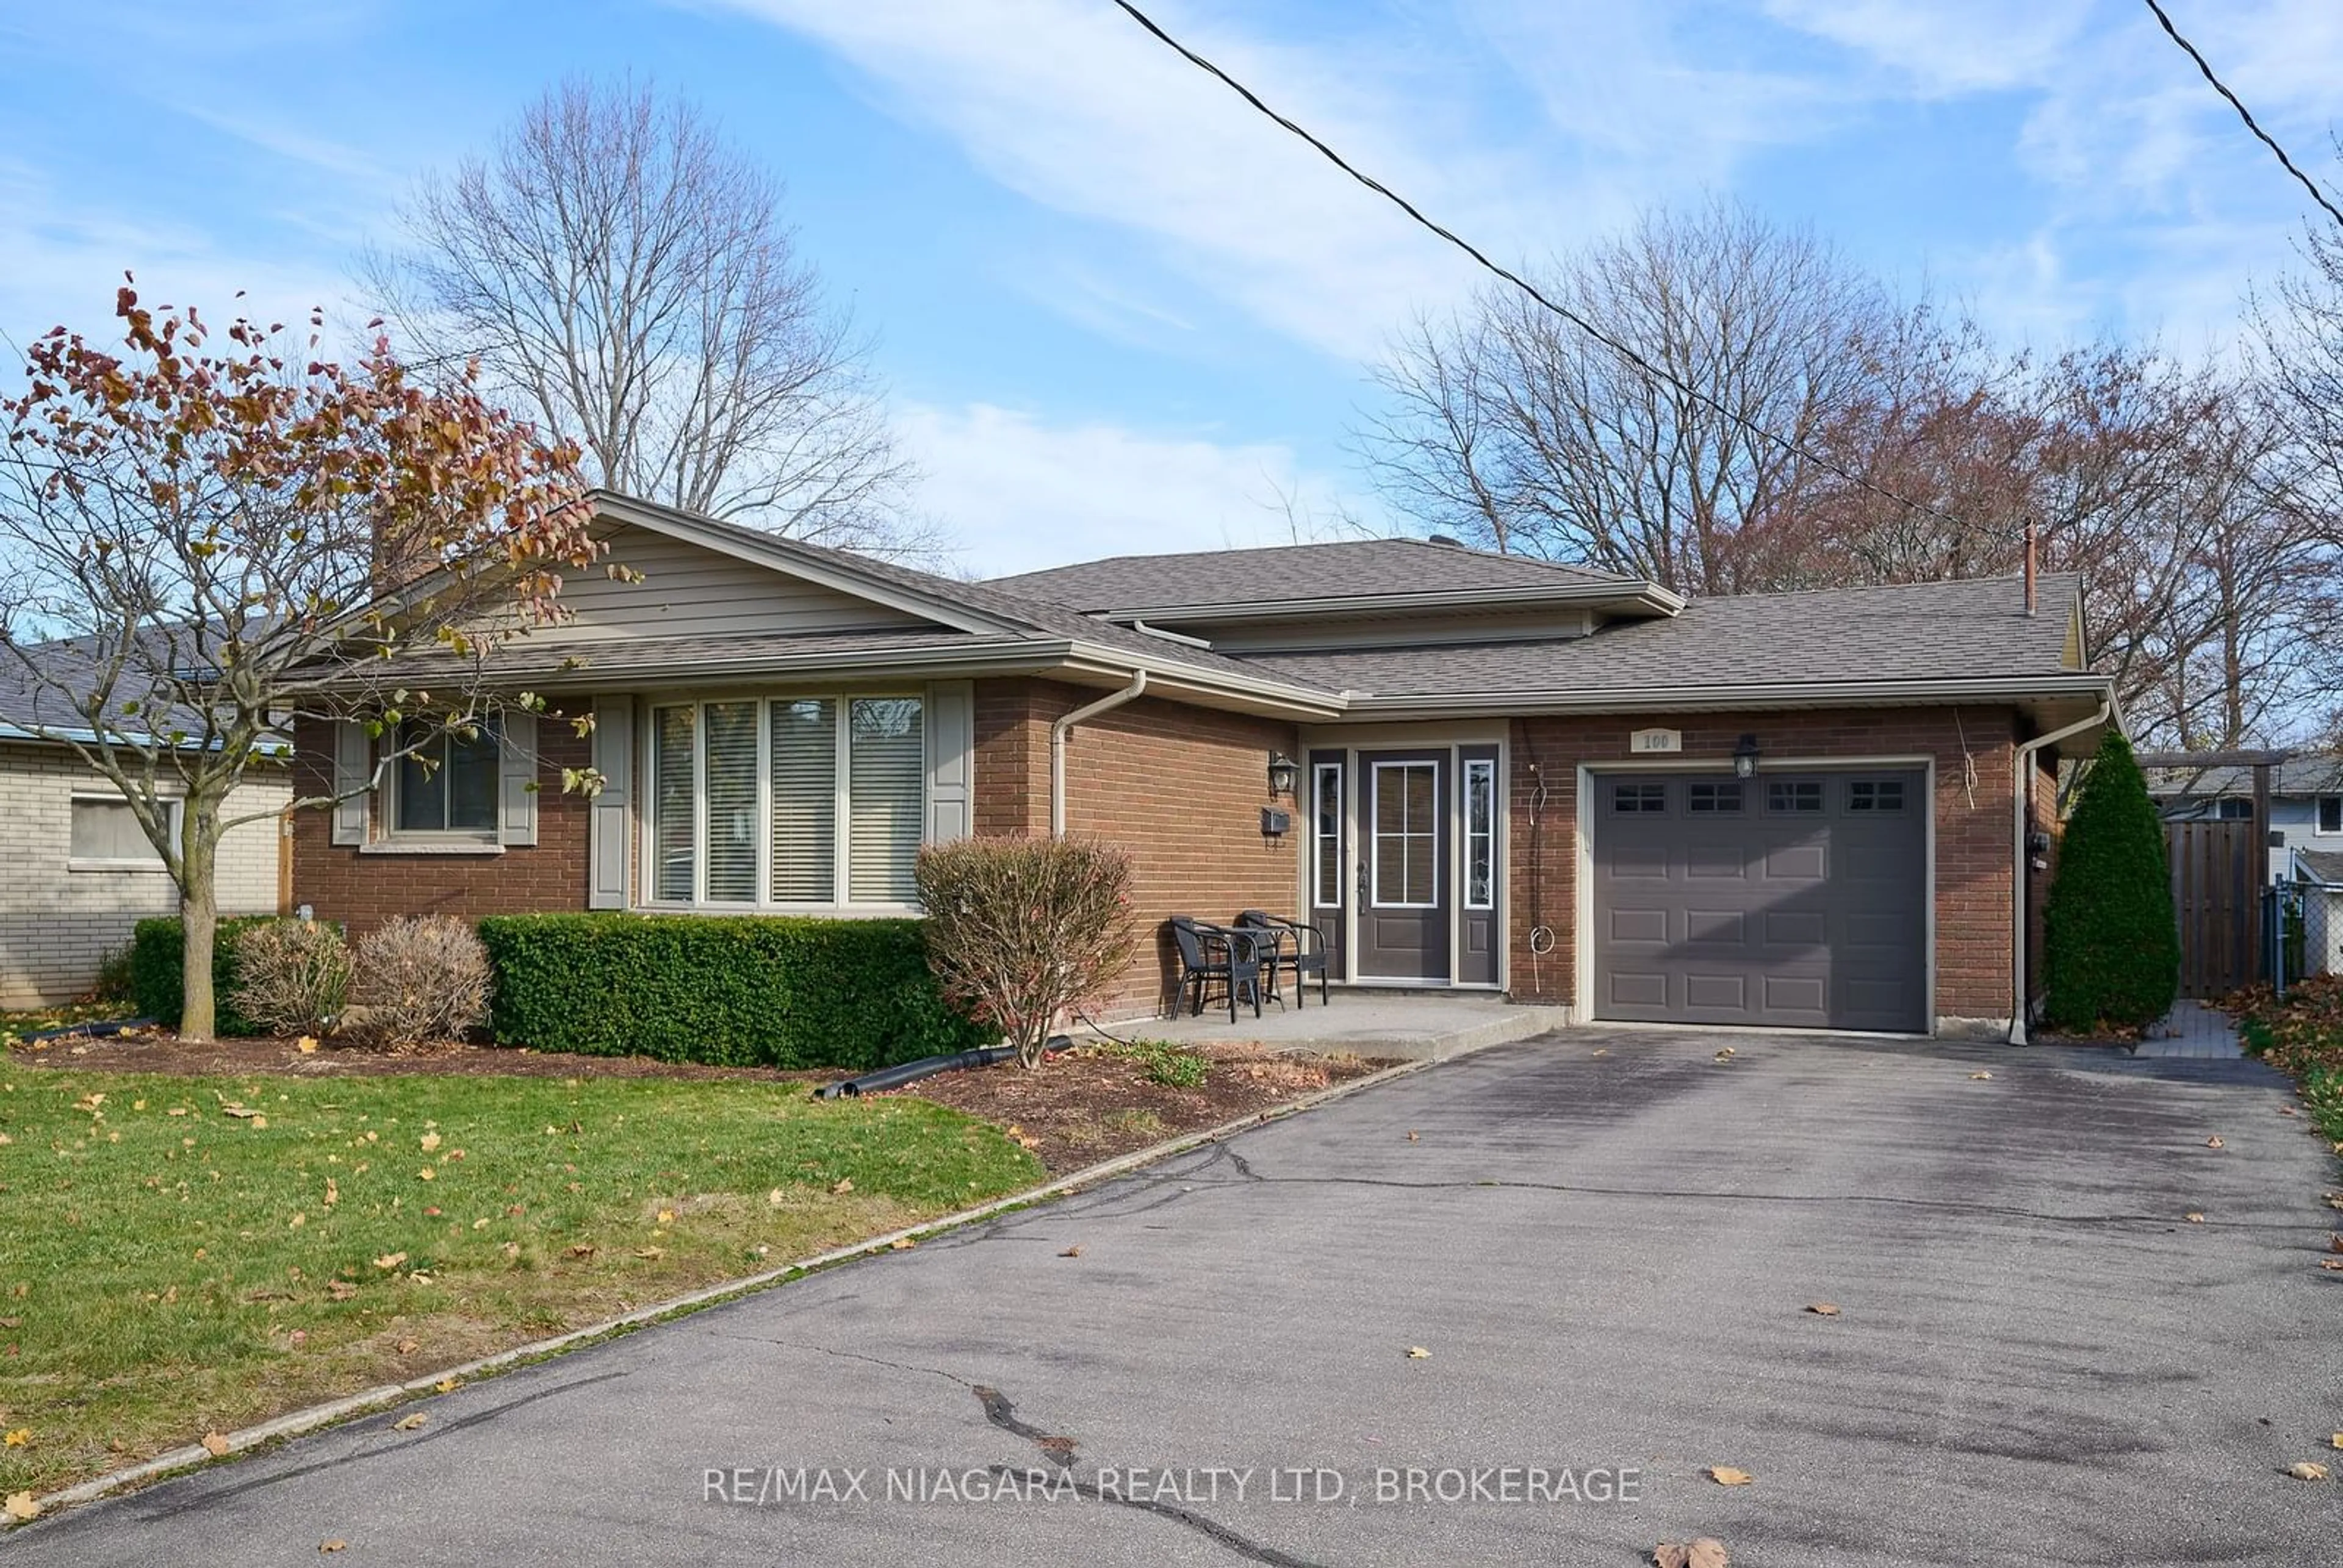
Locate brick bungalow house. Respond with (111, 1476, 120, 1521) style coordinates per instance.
(293, 491, 2114, 1040)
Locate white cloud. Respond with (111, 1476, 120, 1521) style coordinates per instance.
(897, 401, 1383, 576)
(0, 159, 359, 351)
(704, 0, 1571, 357)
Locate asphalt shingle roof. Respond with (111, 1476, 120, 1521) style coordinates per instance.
(2148, 755, 2343, 800)
(1240, 574, 2081, 697)
(987, 537, 1635, 613)
(2295, 847, 2343, 885)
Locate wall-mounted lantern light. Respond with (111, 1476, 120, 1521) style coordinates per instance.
(1732, 735, 1761, 780)
(1267, 750, 1299, 798)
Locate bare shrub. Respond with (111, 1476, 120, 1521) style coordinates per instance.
(351, 916, 492, 1051)
(231, 920, 353, 1037)
(915, 837, 1137, 1069)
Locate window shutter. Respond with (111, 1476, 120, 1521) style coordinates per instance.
(589, 697, 633, 908)
(330, 721, 370, 846)
(498, 710, 538, 847)
(926, 680, 974, 846)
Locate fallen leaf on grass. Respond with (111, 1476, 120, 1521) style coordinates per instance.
(1655, 1540, 1729, 1568)
(566, 1245, 596, 1261)
(326, 1281, 358, 1302)
(2205, 1136, 2225, 1149)
(2, 1429, 27, 1447)
(297, 1037, 319, 1055)
(2285, 1461, 2330, 1481)
(392, 1414, 426, 1431)
(4, 1492, 37, 1522)
(372, 1252, 407, 1271)
(830, 1178, 854, 1195)
(1405, 1347, 1431, 1359)
(1059, 1245, 1083, 1258)
(1705, 1466, 1754, 1486)
(1805, 1303, 1841, 1317)
(218, 1103, 262, 1120)
(655, 1209, 674, 1225)
(634, 1247, 664, 1261)
(201, 1432, 231, 1457)
(395, 1337, 419, 1355)
(418, 1131, 441, 1153)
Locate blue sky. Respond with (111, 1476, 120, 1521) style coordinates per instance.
(2, 1, 2336, 574)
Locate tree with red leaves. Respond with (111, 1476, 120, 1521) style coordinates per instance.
(0, 282, 599, 1039)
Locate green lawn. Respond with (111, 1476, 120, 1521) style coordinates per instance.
(2233, 976, 2343, 1147)
(0, 1067, 1042, 1498)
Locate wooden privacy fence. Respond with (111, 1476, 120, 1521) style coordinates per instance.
(2166, 820, 2256, 998)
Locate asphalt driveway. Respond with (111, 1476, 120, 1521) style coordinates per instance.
(13, 1030, 2341, 1566)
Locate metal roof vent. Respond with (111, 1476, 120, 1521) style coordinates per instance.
(1425, 534, 1462, 547)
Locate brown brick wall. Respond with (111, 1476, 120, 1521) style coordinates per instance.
(1508, 707, 2026, 1025)
(973, 678, 1302, 1015)
(290, 714, 592, 935)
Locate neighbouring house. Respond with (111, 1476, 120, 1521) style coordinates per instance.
(0, 641, 289, 1009)
(2153, 755, 2343, 979)
(292, 491, 2114, 1039)
(2149, 753, 2343, 878)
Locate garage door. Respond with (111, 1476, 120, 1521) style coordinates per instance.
(1592, 771, 1927, 1032)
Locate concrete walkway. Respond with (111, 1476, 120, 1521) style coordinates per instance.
(2135, 1000, 2247, 1060)
(1092, 991, 1569, 1062)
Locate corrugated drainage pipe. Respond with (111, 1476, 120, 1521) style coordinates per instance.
(815, 1036, 1074, 1099)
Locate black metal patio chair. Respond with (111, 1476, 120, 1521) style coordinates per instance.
(1237, 910, 1330, 1009)
(1169, 916, 1265, 1023)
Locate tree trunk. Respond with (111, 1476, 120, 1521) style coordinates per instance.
(178, 800, 221, 1043)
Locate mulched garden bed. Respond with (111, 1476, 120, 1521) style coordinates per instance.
(6, 1026, 1398, 1174)
(905, 1042, 1396, 1173)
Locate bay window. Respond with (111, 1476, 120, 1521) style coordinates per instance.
(647, 694, 926, 907)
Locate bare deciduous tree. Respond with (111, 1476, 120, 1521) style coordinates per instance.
(1360, 199, 1931, 595)
(1362, 200, 2343, 748)
(366, 78, 931, 556)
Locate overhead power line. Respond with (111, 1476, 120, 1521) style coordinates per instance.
(2142, 0, 2343, 231)
(1105, 0, 1977, 538)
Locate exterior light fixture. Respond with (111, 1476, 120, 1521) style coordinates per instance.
(1732, 735, 1760, 780)
(1267, 751, 1299, 797)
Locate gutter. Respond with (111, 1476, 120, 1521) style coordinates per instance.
(2008, 696, 2114, 1045)
(1344, 673, 2114, 718)
(1050, 671, 1148, 836)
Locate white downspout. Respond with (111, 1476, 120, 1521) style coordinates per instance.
(1050, 672, 1148, 837)
(2008, 697, 2112, 1045)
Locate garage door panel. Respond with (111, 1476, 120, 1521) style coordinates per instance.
(1593, 770, 1927, 1032)
(1607, 907, 1669, 945)
(1762, 843, 1827, 880)
(1684, 973, 1747, 1010)
(1683, 908, 1746, 945)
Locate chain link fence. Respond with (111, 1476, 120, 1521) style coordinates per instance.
(2270, 877, 2342, 991)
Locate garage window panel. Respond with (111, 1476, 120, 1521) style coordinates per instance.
(1688, 780, 1743, 815)
(1766, 780, 1824, 815)
(1849, 779, 1906, 813)
(1613, 782, 1667, 815)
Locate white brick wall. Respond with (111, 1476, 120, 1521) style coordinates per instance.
(0, 742, 290, 1008)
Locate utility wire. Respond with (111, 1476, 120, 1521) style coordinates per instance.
(1106, 0, 1979, 538)
(2142, 0, 2343, 231)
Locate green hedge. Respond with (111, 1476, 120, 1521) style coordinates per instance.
(129, 915, 287, 1036)
(475, 913, 992, 1071)
(2043, 731, 2179, 1032)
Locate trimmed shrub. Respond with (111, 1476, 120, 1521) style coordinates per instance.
(2044, 731, 2180, 1032)
(915, 836, 1137, 1068)
(129, 916, 285, 1035)
(350, 916, 492, 1051)
(231, 919, 353, 1037)
(476, 913, 988, 1071)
